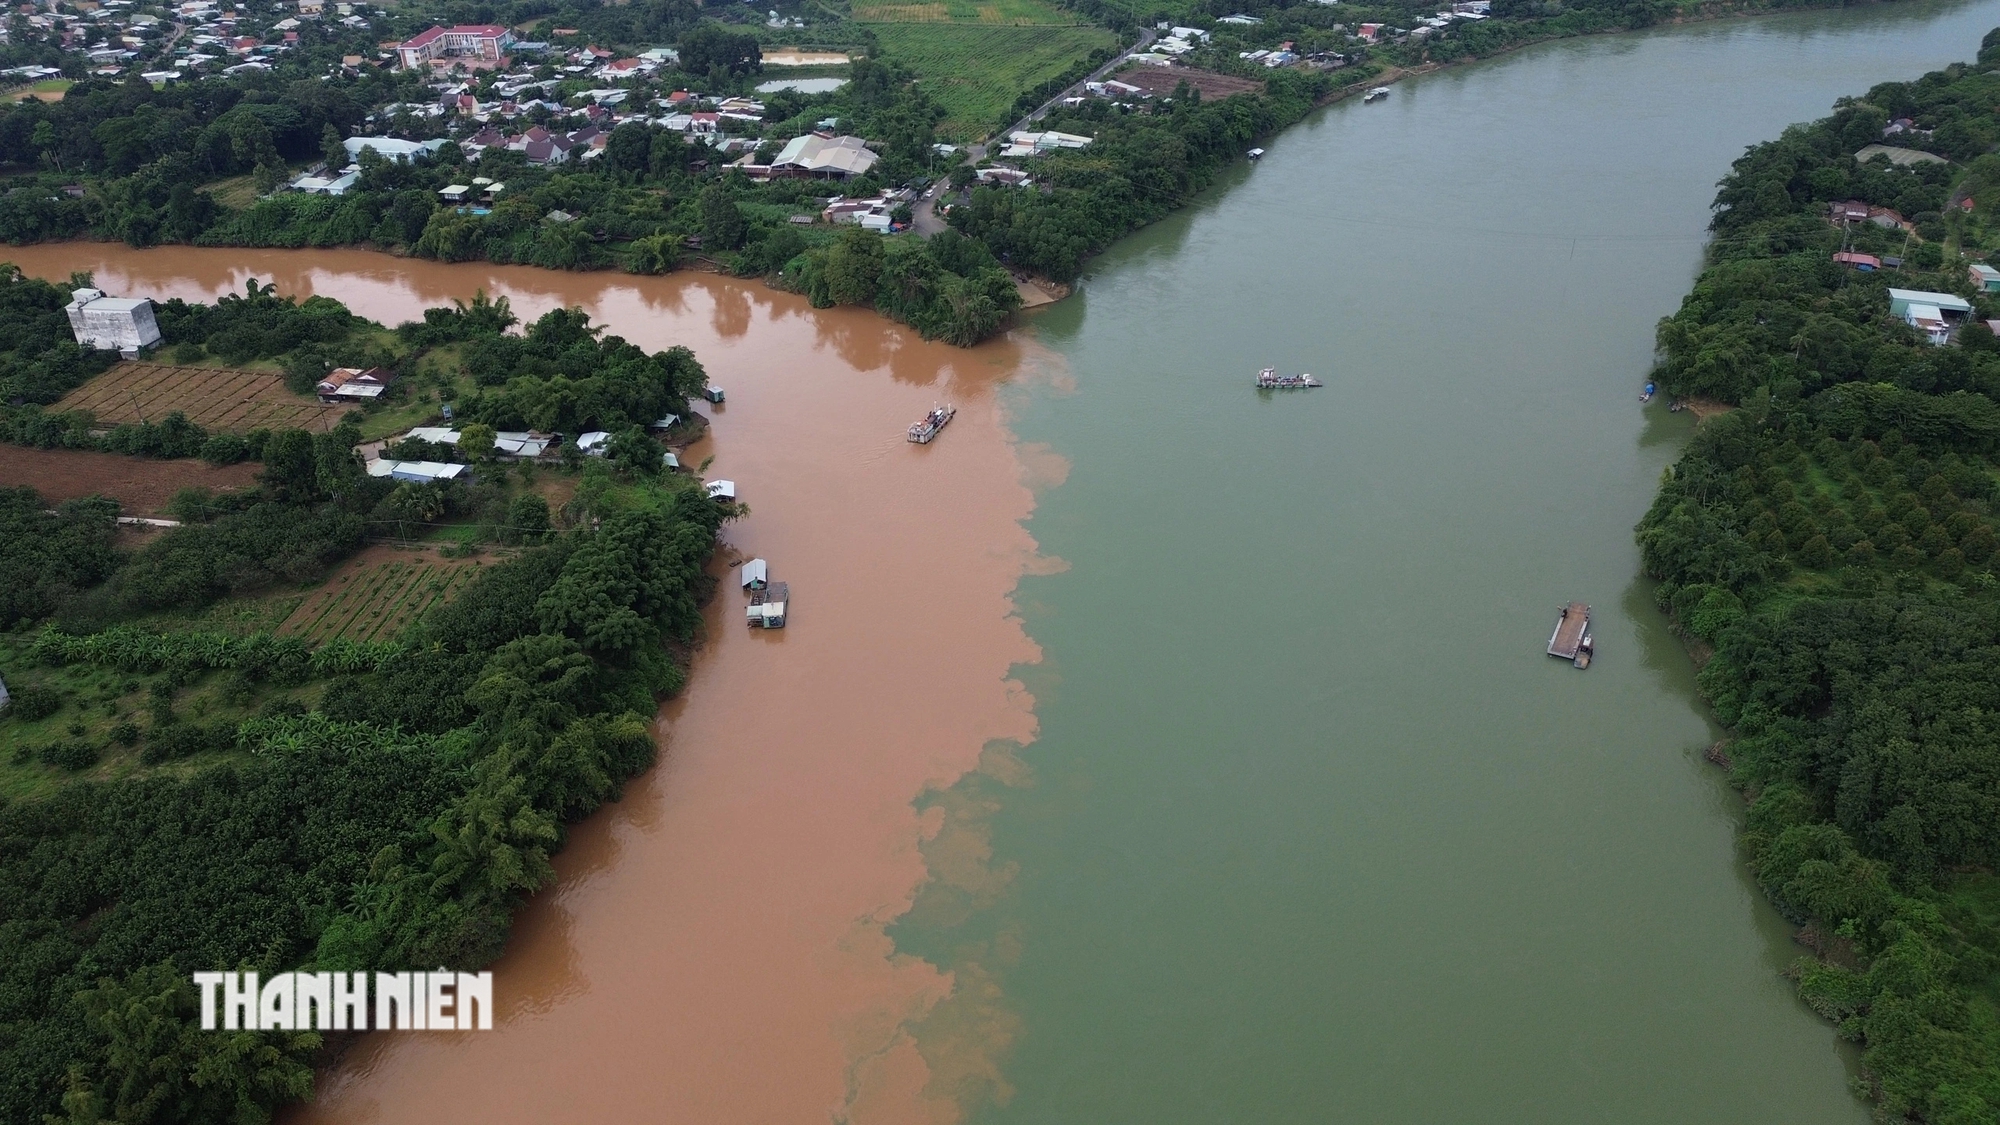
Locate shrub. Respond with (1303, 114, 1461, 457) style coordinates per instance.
(37, 739, 100, 771)
(5, 685, 62, 721)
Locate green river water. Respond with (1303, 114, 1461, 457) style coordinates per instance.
(893, 5, 2000, 1122)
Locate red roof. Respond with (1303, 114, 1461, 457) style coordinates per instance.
(399, 24, 510, 49)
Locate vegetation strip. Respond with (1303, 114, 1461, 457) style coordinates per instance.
(0, 282, 733, 1124)
(1639, 29, 2000, 1121)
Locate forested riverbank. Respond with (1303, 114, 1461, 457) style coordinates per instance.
(0, 274, 733, 1124)
(1640, 32, 2000, 1121)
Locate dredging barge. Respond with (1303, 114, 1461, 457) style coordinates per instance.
(1547, 602, 1593, 669)
(908, 403, 956, 443)
(1256, 367, 1321, 389)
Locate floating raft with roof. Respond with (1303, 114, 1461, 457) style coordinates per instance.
(1548, 602, 1593, 668)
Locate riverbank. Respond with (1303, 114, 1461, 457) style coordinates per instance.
(0, 244, 1059, 1125)
(1636, 32, 2000, 1118)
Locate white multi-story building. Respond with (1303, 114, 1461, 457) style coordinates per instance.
(65, 288, 162, 355)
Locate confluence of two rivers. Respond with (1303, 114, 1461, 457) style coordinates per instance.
(17, 5, 2000, 1119)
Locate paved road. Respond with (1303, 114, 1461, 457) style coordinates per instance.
(914, 27, 1159, 237)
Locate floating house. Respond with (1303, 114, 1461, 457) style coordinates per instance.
(702, 386, 725, 403)
(65, 288, 162, 355)
(740, 558, 769, 591)
(706, 479, 737, 501)
(747, 580, 788, 628)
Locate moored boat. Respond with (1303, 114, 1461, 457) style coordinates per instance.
(1640, 381, 1656, 403)
(1364, 86, 1391, 102)
(1255, 366, 1321, 389)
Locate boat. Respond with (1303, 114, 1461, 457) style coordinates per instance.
(1547, 602, 1593, 669)
(1247, 147, 1266, 160)
(1640, 381, 1656, 403)
(907, 403, 956, 443)
(1364, 86, 1391, 102)
(1255, 366, 1321, 389)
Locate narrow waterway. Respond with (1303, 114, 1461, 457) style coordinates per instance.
(889, 4, 2000, 1123)
(10, 6, 2000, 1117)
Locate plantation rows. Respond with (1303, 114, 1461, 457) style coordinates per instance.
(279, 558, 480, 643)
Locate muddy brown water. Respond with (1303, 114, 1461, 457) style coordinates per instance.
(3, 244, 1050, 1125)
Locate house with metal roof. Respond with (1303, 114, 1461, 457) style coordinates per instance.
(770, 133, 878, 179)
(366, 459, 467, 482)
(317, 366, 393, 402)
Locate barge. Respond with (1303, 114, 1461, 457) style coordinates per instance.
(908, 403, 956, 443)
(1547, 602, 1593, 668)
(1256, 366, 1321, 389)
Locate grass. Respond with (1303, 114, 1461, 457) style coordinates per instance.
(5, 78, 72, 103)
(851, 0, 1090, 24)
(199, 174, 261, 210)
(869, 24, 1116, 138)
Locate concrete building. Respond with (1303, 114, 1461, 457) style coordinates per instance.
(65, 288, 161, 355)
(395, 24, 514, 70)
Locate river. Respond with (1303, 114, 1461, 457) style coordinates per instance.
(10, 4, 2000, 1119)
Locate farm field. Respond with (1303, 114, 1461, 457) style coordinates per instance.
(0, 444, 260, 514)
(851, 0, 1088, 24)
(277, 546, 485, 643)
(870, 24, 1117, 137)
(55, 362, 342, 433)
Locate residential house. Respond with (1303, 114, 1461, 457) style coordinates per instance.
(1888, 287, 1974, 345)
(367, 459, 467, 482)
(289, 170, 357, 194)
(1833, 251, 1880, 271)
(345, 136, 446, 162)
(976, 166, 1032, 187)
(316, 366, 393, 402)
(1973, 263, 2000, 292)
